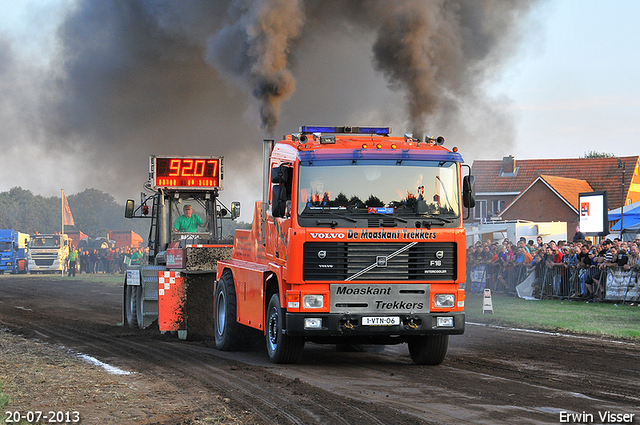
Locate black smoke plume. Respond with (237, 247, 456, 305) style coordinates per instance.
(0, 0, 542, 216)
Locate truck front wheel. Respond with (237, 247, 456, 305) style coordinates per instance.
(125, 284, 143, 329)
(266, 293, 304, 364)
(408, 334, 449, 365)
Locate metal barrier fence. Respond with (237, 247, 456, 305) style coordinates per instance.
(469, 261, 640, 302)
(469, 261, 532, 294)
(603, 267, 640, 302)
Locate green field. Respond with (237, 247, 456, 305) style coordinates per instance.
(0, 273, 124, 284)
(465, 292, 640, 340)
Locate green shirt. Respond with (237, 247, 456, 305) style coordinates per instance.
(174, 214, 204, 232)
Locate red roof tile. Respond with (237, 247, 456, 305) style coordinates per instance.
(472, 156, 639, 210)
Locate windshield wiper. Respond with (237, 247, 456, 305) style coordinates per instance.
(351, 212, 408, 223)
(415, 215, 459, 228)
(303, 209, 358, 223)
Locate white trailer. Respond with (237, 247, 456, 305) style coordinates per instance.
(464, 220, 567, 247)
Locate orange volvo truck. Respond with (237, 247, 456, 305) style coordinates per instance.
(215, 126, 475, 364)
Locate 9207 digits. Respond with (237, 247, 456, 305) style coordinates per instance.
(5, 411, 80, 423)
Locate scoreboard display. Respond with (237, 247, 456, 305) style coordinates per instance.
(149, 156, 223, 190)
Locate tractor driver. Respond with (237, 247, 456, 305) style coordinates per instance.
(173, 204, 208, 233)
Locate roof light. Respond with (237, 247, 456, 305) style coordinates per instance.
(425, 135, 445, 145)
(362, 143, 368, 149)
(320, 135, 335, 144)
(300, 125, 391, 135)
(376, 143, 383, 149)
(391, 143, 397, 149)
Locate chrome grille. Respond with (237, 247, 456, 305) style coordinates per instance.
(303, 242, 456, 281)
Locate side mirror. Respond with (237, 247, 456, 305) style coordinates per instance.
(463, 175, 476, 209)
(231, 201, 241, 220)
(271, 166, 290, 184)
(125, 199, 135, 218)
(271, 185, 288, 218)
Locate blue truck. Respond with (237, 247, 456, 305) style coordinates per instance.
(0, 229, 30, 274)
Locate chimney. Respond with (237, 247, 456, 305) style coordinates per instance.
(502, 155, 515, 174)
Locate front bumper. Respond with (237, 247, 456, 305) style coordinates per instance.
(285, 311, 465, 337)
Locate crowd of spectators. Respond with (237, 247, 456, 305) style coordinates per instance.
(467, 233, 640, 300)
(68, 246, 148, 275)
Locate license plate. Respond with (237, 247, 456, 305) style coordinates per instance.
(362, 316, 400, 326)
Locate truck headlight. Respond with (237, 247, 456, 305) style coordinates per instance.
(434, 294, 455, 308)
(303, 294, 324, 309)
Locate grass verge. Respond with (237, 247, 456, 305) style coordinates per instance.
(0, 273, 124, 284)
(465, 292, 640, 340)
(0, 382, 10, 409)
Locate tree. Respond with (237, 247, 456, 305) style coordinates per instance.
(0, 187, 250, 245)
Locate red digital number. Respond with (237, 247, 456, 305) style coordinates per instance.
(207, 160, 218, 177)
(194, 160, 206, 176)
(182, 159, 194, 176)
(169, 159, 181, 176)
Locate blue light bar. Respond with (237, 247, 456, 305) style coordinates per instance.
(299, 126, 391, 135)
(358, 126, 391, 135)
(298, 149, 464, 163)
(300, 126, 337, 133)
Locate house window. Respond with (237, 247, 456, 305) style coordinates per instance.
(474, 200, 487, 221)
(492, 200, 505, 214)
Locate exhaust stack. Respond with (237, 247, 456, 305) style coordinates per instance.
(262, 139, 274, 244)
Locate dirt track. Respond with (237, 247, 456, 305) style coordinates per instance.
(1, 275, 639, 424)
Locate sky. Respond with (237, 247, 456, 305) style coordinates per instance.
(0, 0, 638, 223)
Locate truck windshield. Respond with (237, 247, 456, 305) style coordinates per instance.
(0, 242, 12, 251)
(297, 161, 460, 219)
(29, 237, 60, 248)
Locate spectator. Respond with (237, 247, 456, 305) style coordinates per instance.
(515, 246, 533, 265)
(573, 226, 585, 242)
(613, 246, 629, 267)
(131, 248, 142, 265)
(624, 245, 639, 270)
(497, 244, 516, 292)
(577, 245, 593, 268)
(89, 249, 98, 273)
(68, 246, 78, 277)
(562, 247, 578, 267)
(577, 245, 595, 299)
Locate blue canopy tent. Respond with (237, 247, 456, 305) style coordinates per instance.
(609, 200, 640, 234)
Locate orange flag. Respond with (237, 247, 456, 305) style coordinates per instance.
(62, 190, 75, 226)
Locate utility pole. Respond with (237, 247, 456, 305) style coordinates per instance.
(618, 158, 626, 239)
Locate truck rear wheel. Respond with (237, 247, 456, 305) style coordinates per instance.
(214, 270, 247, 351)
(266, 293, 304, 364)
(125, 284, 143, 329)
(408, 334, 449, 365)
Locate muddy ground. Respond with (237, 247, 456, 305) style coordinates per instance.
(0, 275, 639, 424)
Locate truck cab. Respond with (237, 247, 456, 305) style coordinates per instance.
(28, 233, 70, 273)
(0, 230, 30, 274)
